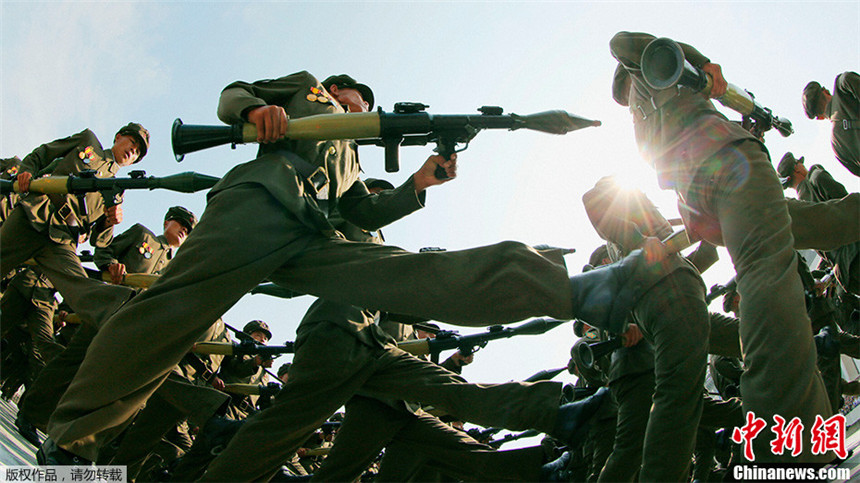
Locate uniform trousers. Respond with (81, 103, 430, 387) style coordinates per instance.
(631, 269, 710, 481)
(787, 194, 860, 251)
(201, 320, 561, 481)
(312, 395, 544, 482)
(48, 183, 572, 461)
(687, 140, 832, 463)
(0, 206, 135, 328)
(0, 271, 62, 382)
(109, 374, 229, 481)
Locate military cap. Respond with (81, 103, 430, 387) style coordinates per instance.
(776, 152, 805, 187)
(612, 63, 631, 107)
(364, 178, 395, 191)
(116, 122, 150, 161)
(322, 74, 374, 110)
(243, 320, 272, 340)
(277, 363, 291, 378)
(802, 81, 823, 119)
(588, 244, 610, 268)
(164, 206, 197, 232)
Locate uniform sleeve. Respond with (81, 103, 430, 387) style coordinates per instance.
(809, 166, 849, 200)
(20, 129, 94, 177)
(439, 355, 464, 375)
(835, 71, 860, 102)
(217, 71, 317, 124)
(610, 31, 710, 71)
(337, 176, 426, 231)
(93, 224, 143, 270)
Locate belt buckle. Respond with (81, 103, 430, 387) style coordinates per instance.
(56, 203, 72, 220)
(307, 166, 329, 200)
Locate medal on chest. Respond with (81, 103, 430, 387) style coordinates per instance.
(79, 146, 96, 165)
(139, 242, 153, 259)
(306, 86, 334, 106)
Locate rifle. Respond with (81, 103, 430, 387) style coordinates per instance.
(640, 37, 793, 138)
(396, 317, 567, 358)
(171, 104, 601, 178)
(1, 170, 219, 207)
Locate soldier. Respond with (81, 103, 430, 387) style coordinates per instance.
(611, 31, 833, 464)
(20, 207, 195, 440)
(0, 156, 21, 224)
(582, 177, 712, 480)
(802, 72, 860, 177)
(0, 123, 150, 328)
(778, 152, 849, 202)
(215, 320, 272, 420)
(93, 206, 196, 284)
(42, 71, 648, 465)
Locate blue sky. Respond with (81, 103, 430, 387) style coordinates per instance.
(2, 0, 859, 445)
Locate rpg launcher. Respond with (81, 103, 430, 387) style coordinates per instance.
(191, 339, 295, 359)
(466, 366, 568, 442)
(171, 104, 601, 179)
(396, 317, 567, 359)
(640, 37, 793, 137)
(1, 170, 220, 207)
(488, 429, 541, 449)
(570, 337, 623, 371)
(249, 283, 305, 300)
(223, 381, 283, 399)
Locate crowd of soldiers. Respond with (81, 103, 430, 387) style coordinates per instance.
(0, 30, 858, 482)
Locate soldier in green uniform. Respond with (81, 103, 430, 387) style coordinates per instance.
(0, 123, 150, 328)
(0, 156, 21, 224)
(43, 70, 647, 465)
(611, 31, 832, 464)
(802, 72, 860, 177)
(93, 206, 195, 284)
(215, 320, 272, 420)
(20, 206, 196, 436)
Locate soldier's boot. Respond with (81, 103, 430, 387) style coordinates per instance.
(539, 450, 571, 482)
(569, 249, 649, 333)
(551, 386, 608, 449)
(814, 325, 840, 358)
(15, 412, 41, 447)
(36, 438, 92, 466)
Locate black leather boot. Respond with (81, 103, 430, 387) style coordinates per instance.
(569, 249, 649, 333)
(551, 386, 608, 448)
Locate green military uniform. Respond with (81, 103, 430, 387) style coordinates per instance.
(611, 31, 832, 464)
(48, 71, 588, 462)
(0, 128, 138, 328)
(808, 72, 860, 177)
(217, 321, 272, 420)
(583, 178, 710, 480)
(93, 223, 175, 275)
(108, 318, 231, 481)
(19, 215, 180, 431)
(0, 156, 21, 225)
(0, 267, 62, 384)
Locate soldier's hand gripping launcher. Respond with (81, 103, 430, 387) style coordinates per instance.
(172, 104, 601, 179)
(641, 37, 793, 137)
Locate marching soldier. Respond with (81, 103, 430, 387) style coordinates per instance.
(611, 31, 833, 464)
(42, 70, 647, 466)
(802, 71, 860, 177)
(0, 123, 150, 328)
(20, 207, 195, 442)
(216, 319, 272, 420)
